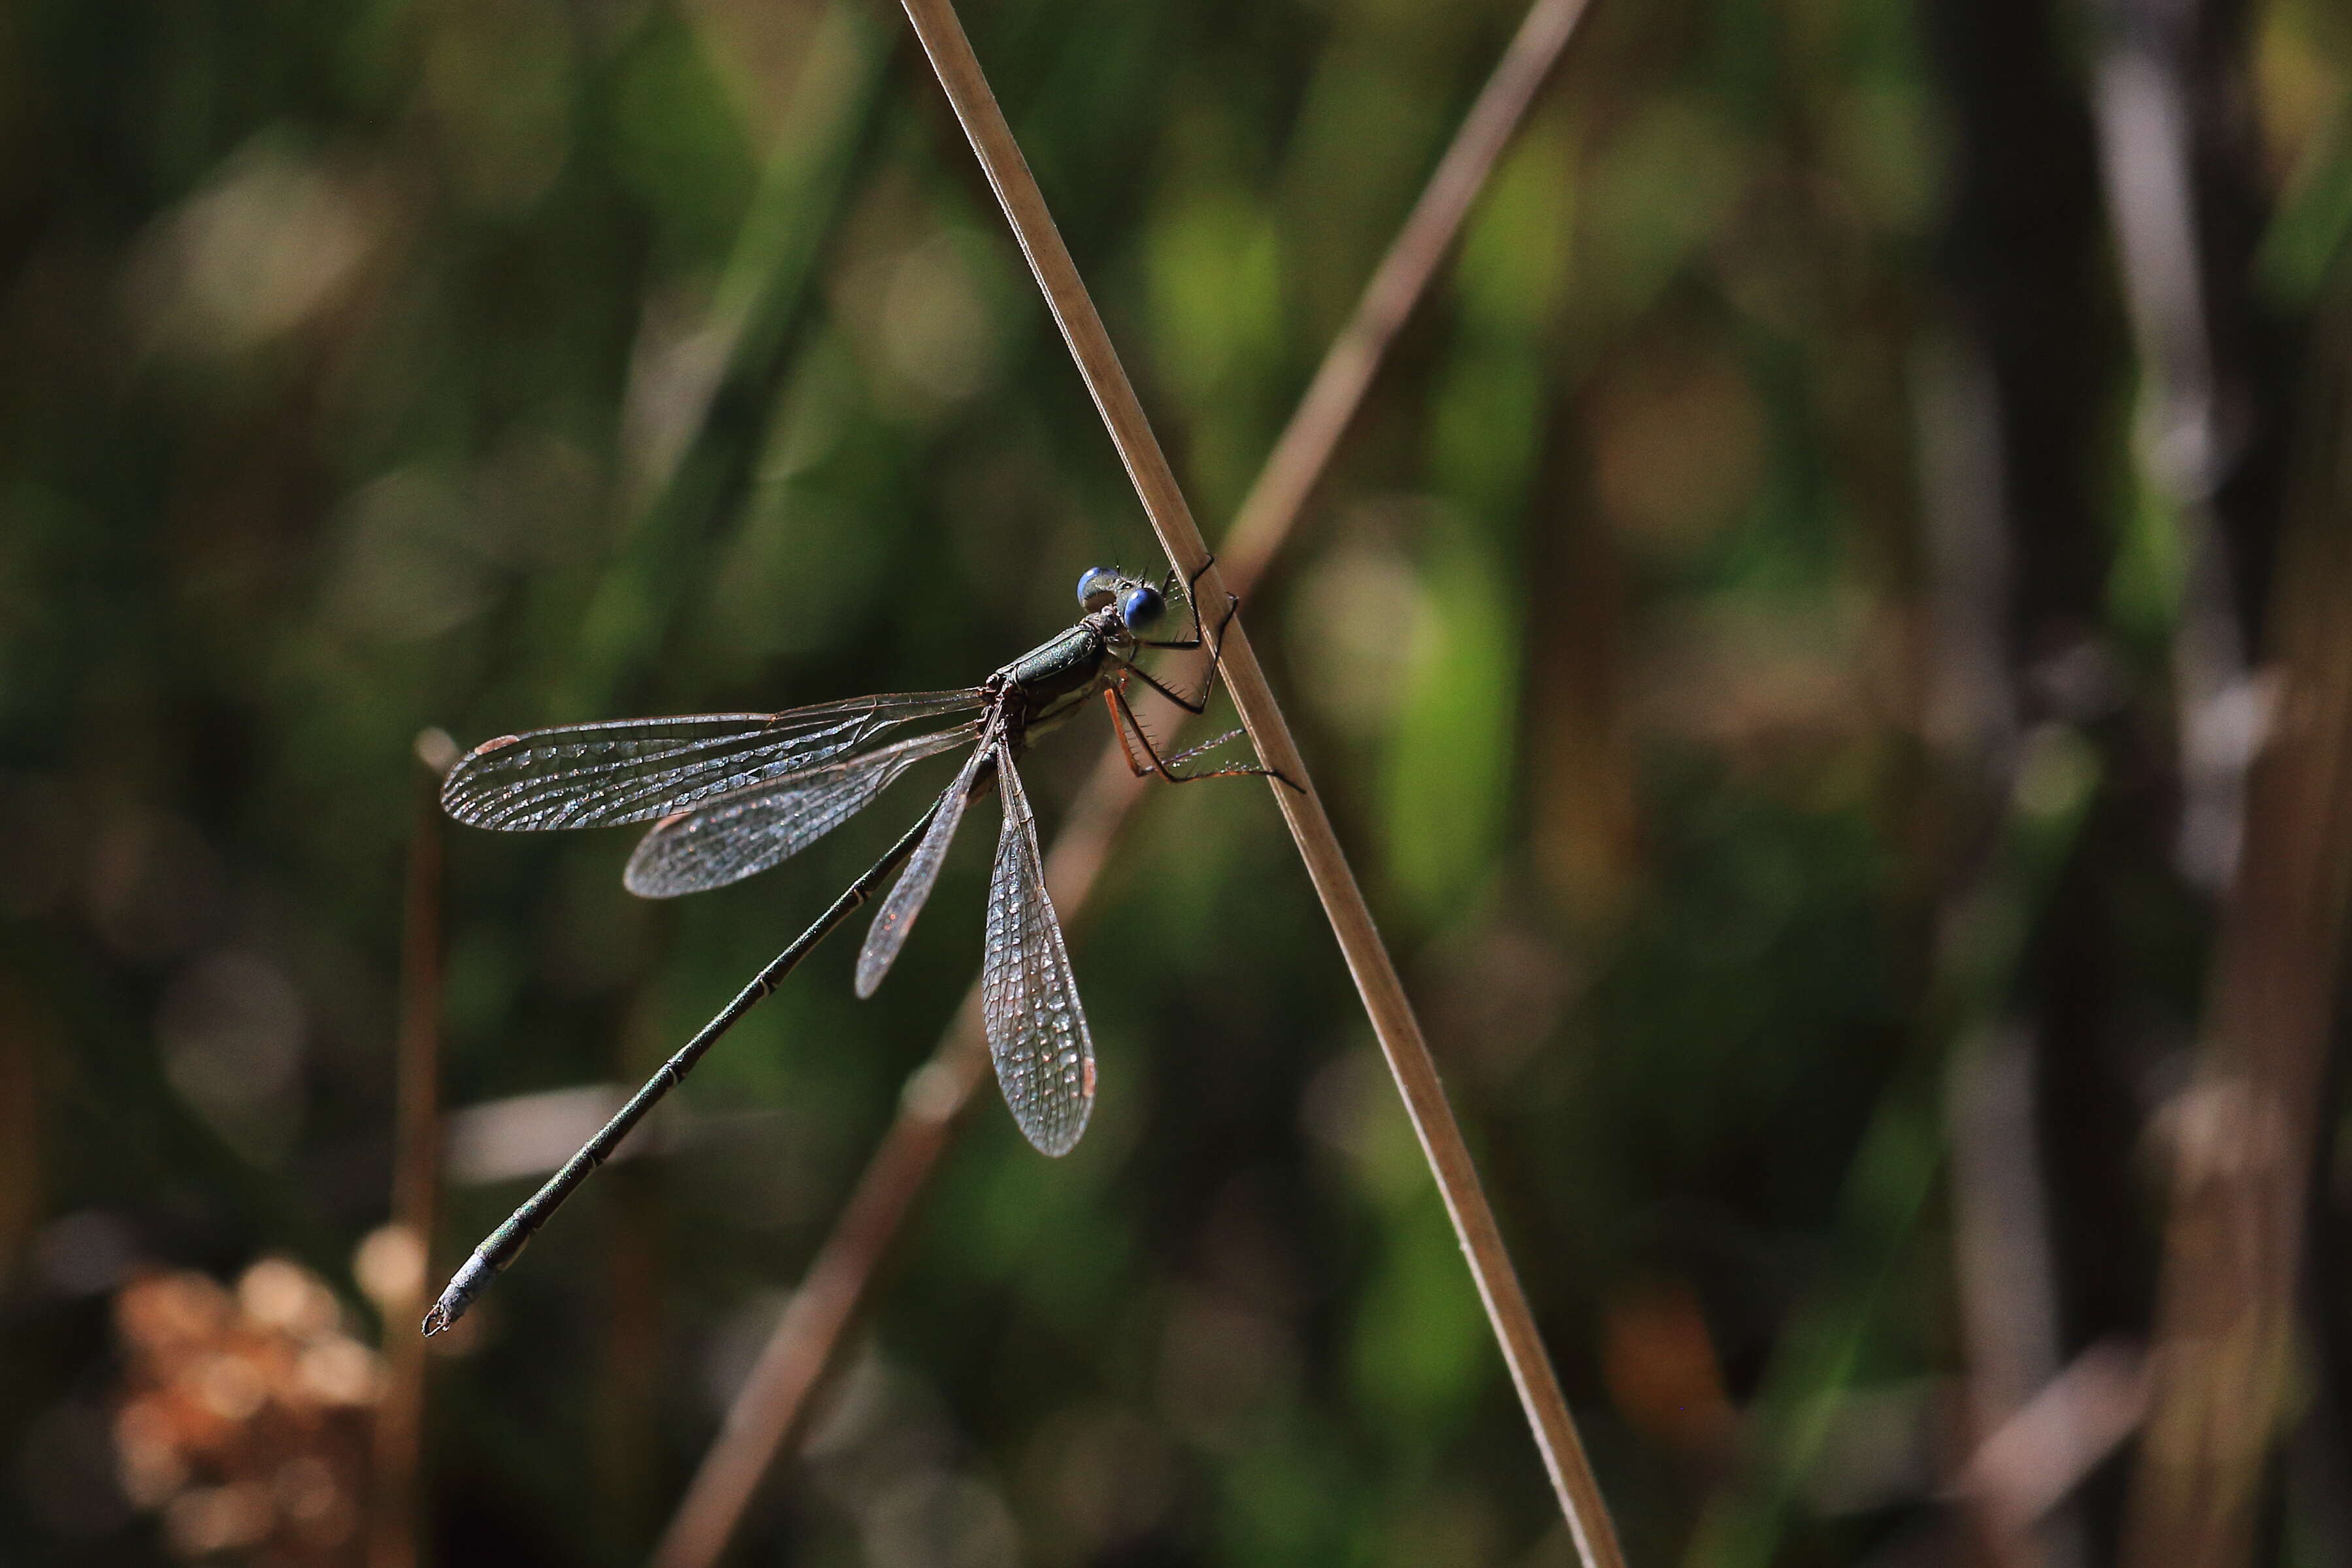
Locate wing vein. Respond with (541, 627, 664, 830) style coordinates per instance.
(853, 736, 990, 996)
(442, 691, 982, 832)
(981, 757, 1094, 1154)
(622, 726, 976, 898)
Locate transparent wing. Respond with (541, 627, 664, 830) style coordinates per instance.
(979, 758, 1094, 1156)
(442, 691, 982, 832)
(853, 740, 989, 998)
(621, 726, 976, 898)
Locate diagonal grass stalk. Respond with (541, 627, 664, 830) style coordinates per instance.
(647, 1, 1600, 1564)
(889, 0, 1624, 1563)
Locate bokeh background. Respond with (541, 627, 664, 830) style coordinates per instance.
(5, 0, 2352, 1563)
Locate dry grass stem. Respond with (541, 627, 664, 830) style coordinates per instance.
(1223, 0, 1592, 577)
(649, 2, 1598, 1564)
(369, 734, 454, 1568)
(1955, 1339, 2148, 1540)
(2122, 305, 2352, 1568)
(892, 0, 1625, 1562)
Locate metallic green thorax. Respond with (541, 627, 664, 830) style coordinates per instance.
(988, 609, 1126, 730)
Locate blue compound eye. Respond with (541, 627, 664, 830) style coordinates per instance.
(1076, 566, 1120, 610)
(1119, 585, 1165, 632)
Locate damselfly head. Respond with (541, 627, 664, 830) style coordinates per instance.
(1118, 584, 1164, 632)
(1075, 565, 1121, 611)
(1078, 564, 1169, 634)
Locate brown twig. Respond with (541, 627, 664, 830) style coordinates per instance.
(647, 3, 1598, 1565)
(2122, 300, 2352, 1568)
(370, 730, 455, 1568)
(649, 774, 1120, 1568)
(1953, 1339, 2148, 1540)
(886, 3, 1627, 1550)
(1222, 0, 1590, 580)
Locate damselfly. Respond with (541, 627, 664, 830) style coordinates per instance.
(422, 564, 1281, 1335)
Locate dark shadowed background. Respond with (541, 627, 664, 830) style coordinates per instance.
(3, 0, 2350, 1563)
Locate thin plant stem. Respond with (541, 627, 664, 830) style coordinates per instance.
(2121, 295, 2352, 1568)
(1222, 0, 1592, 579)
(647, 2, 1595, 1564)
(370, 732, 454, 1568)
(1682, 726, 2101, 1568)
(648, 768, 1111, 1568)
(923, 0, 1626, 1558)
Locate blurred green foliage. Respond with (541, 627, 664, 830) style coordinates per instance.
(1, 0, 2347, 1564)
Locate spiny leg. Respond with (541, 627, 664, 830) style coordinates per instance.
(1103, 679, 1295, 789)
(1110, 649, 1213, 716)
(1102, 684, 1154, 776)
(1133, 557, 1245, 712)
